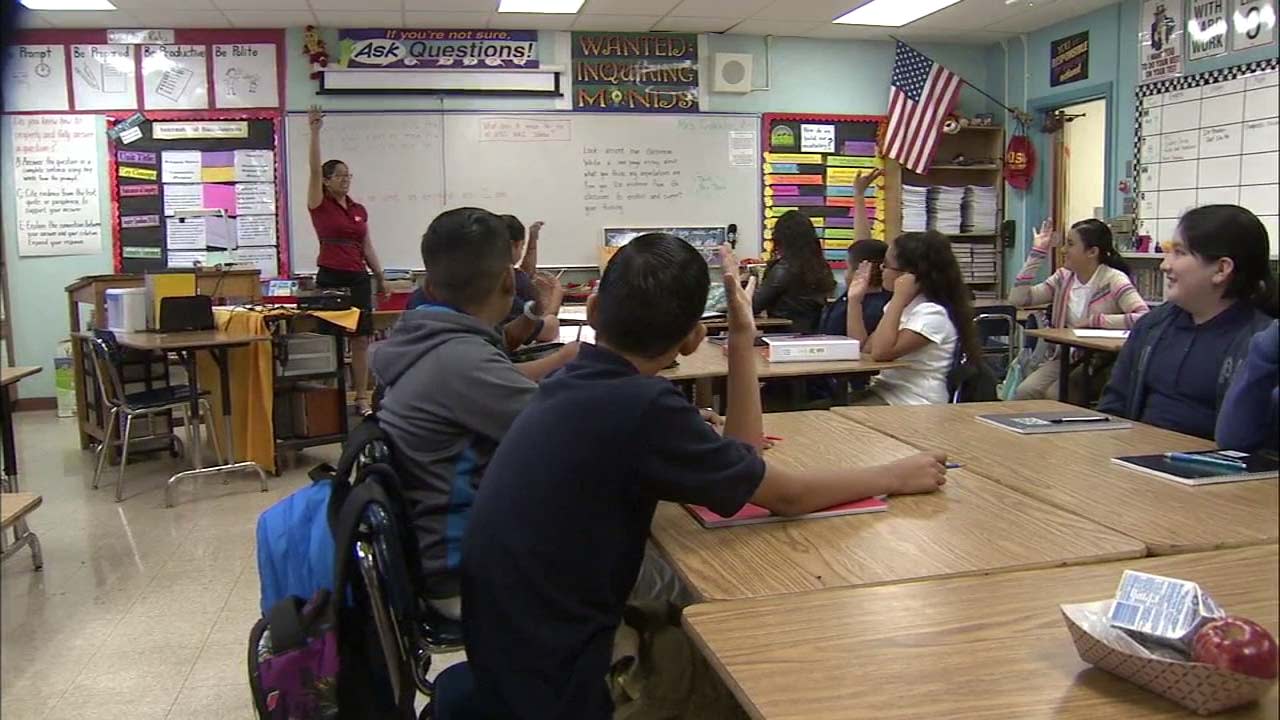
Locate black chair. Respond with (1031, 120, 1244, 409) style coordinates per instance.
(973, 304, 1019, 379)
(947, 352, 998, 404)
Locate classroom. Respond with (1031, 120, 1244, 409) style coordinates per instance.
(1, 0, 1277, 717)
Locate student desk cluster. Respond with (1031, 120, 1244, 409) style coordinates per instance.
(658, 401, 1278, 719)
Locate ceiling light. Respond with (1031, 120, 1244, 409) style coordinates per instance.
(20, 0, 115, 8)
(497, 0, 584, 13)
(833, 0, 963, 26)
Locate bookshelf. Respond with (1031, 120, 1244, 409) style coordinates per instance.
(883, 126, 1006, 299)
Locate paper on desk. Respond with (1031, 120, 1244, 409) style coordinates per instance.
(559, 325, 595, 344)
(559, 306, 588, 322)
(1074, 329, 1129, 339)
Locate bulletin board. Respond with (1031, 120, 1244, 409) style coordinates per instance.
(761, 113, 886, 268)
(109, 111, 285, 276)
(1135, 57, 1279, 257)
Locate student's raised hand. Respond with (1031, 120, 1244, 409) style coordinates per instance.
(699, 408, 725, 433)
(847, 261, 873, 301)
(892, 272, 920, 303)
(529, 221, 545, 238)
(884, 451, 949, 495)
(852, 168, 883, 195)
(308, 105, 324, 130)
(719, 244, 757, 336)
(1033, 219, 1057, 251)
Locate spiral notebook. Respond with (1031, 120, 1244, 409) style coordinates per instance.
(685, 496, 887, 528)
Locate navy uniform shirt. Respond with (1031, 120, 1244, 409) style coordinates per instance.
(820, 289, 893, 337)
(406, 269, 537, 319)
(1140, 301, 1256, 439)
(461, 344, 766, 720)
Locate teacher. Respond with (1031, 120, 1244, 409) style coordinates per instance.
(307, 105, 385, 416)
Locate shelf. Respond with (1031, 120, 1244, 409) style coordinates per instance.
(1121, 252, 1166, 259)
(921, 165, 1001, 171)
(949, 233, 998, 239)
(276, 434, 346, 451)
(964, 279, 1000, 285)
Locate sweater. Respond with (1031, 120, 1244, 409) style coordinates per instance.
(1010, 247, 1149, 330)
(1215, 320, 1279, 451)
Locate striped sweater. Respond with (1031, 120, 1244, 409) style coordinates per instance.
(1010, 246, 1150, 330)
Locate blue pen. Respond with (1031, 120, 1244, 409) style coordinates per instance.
(1164, 452, 1247, 471)
(946, 462, 963, 469)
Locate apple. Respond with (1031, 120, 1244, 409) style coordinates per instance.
(1192, 617, 1279, 679)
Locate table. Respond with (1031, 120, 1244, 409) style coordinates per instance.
(659, 340, 905, 383)
(1026, 327, 1128, 404)
(649, 411, 1144, 601)
(557, 305, 793, 334)
(684, 544, 1278, 720)
(108, 331, 271, 507)
(2, 366, 41, 492)
(1, 492, 43, 569)
(833, 401, 1279, 555)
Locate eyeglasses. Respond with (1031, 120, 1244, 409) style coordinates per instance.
(882, 263, 904, 272)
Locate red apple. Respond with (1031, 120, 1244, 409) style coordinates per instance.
(1192, 617, 1279, 679)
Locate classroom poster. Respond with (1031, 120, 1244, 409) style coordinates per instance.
(141, 45, 209, 109)
(571, 32, 698, 113)
(337, 28, 538, 69)
(3, 45, 69, 112)
(1050, 31, 1090, 86)
(1232, 0, 1278, 50)
(212, 44, 279, 108)
(10, 115, 102, 257)
(1188, 0, 1230, 61)
(1141, 0, 1185, 84)
(70, 45, 137, 111)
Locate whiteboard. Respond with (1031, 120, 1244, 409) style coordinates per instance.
(287, 112, 760, 271)
(1136, 58, 1280, 258)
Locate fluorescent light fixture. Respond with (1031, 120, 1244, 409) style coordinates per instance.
(20, 0, 116, 8)
(833, 0, 962, 26)
(497, 0, 584, 13)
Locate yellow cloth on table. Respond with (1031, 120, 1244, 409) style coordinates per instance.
(199, 309, 275, 473)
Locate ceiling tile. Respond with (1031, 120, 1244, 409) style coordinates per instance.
(122, 9, 232, 26)
(753, 0, 855, 21)
(670, 0, 771, 17)
(406, 0, 498, 9)
(581, 0, 683, 14)
(16, 11, 53, 28)
(310, 0, 401, 10)
(34, 9, 141, 27)
(726, 18, 823, 35)
(312, 10, 405, 26)
(213, 0, 310, 9)
(223, 9, 317, 26)
(401, 10, 494, 25)
(570, 13, 661, 31)
(112, 0, 217, 9)
(986, 0, 1118, 33)
(490, 12, 578, 29)
(651, 15, 737, 32)
(903, 0, 1009, 31)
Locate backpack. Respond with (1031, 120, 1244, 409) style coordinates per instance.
(255, 470, 336, 615)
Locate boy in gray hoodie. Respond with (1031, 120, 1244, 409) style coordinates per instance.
(373, 207, 576, 623)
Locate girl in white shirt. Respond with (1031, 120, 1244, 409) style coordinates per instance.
(846, 231, 981, 405)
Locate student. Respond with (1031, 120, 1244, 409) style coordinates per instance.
(1216, 320, 1279, 451)
(1099, 205, 1278, 440)
(373, 207, 576, 622)
(754, 210, 837, 332)
(461, 236, 948, 719)
(846, 231, 980, 405)
(821, 169, 892, 338)
(1011, 218, 1150, 402)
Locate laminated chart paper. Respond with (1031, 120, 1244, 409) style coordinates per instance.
(161, 150, 202, 183)
(3, 45, 69, 112)
(11, 114, 101, 256)
(234, 149, 274, 181)
(166, 216, 207, 250)
(141, 44, 208, 110)
(212, 43, 279, 109)
(236, 183, 275, 215)
(70, 44, 136, 111)
(235, 214, 277, 247)
(162, 184, 203, 216)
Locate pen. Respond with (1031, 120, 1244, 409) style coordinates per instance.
(1049, 416, 1111, 424)
(1164, 452, 1247, 471)
(763, 435, 784, 442)
(946, 462, 963, 469)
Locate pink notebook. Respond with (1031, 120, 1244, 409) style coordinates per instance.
(685, 496, 888, 528)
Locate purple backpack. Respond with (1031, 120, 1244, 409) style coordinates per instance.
(248, 591, 341, 719)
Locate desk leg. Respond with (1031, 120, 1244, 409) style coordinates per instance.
(1057, 345, 1070, 404)
(164, 345, 269, 508)
(1, 379, 18, 493)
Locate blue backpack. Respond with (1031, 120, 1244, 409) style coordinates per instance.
(255, 470, 336, 615)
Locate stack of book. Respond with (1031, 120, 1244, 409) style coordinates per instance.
(1133, 266, 1167, 303)
(961, 185, 999, 234)
(927, 186, 964, 235)
(951, 241, 1000, 284)
(903, 185, 929, 232)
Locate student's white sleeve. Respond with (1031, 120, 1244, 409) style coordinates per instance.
(898, 302, 953, 344)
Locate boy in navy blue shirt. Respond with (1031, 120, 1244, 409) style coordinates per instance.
(461, 235, 949, 719)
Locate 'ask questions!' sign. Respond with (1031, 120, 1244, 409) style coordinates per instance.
(338, 29, 538, 69)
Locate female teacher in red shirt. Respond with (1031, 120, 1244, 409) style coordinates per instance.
(307, 105, 386, 415)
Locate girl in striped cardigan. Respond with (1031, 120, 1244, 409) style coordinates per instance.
(1011, 218, 1150, 402)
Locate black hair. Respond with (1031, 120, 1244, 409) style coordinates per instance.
(890, 231, 982, 365)
(595, 233, 710, 359)
(500, 214, 525, 247)
(1177, 205, 1278, 317)
(1070, 219, 1131, 277)
(321, 159, 346, 180)
(771, 211, 837, 296)
(847, 239, 889, 288)
(420, 207, 514, 309)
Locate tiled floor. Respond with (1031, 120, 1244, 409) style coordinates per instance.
(1, 410, 459, 719)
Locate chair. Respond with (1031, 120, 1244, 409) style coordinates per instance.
(1, 493, 42, 570)
(973, 305, 1019, 378)
(948, 353, 998, 404)
(88, 331, 223, 502)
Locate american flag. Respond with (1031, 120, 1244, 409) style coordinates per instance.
(884, 41, 963, 174)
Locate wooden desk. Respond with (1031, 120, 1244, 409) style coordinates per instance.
(1026, 327, 1128, 404)
(649, 411, 1144, 601)
(0, 492, 43, 570)
(659, 340, 905, 383)
(557, 305, 793, 333)
(833, 401, 1279, 555)
(1, 366, 41, 492)
(684, 545, 1279, 720)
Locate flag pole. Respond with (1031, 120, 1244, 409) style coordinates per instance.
(889, 35, 1027, 121)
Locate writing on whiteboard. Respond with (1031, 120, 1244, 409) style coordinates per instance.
(581, 145, 692, 216)
(479, 117, 572, 142)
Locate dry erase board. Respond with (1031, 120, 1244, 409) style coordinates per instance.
(285, 112, 761, 271)
(1135, 57, 1279, 258)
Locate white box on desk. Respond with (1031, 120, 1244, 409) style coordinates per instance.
(761, 335, 860, 363)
